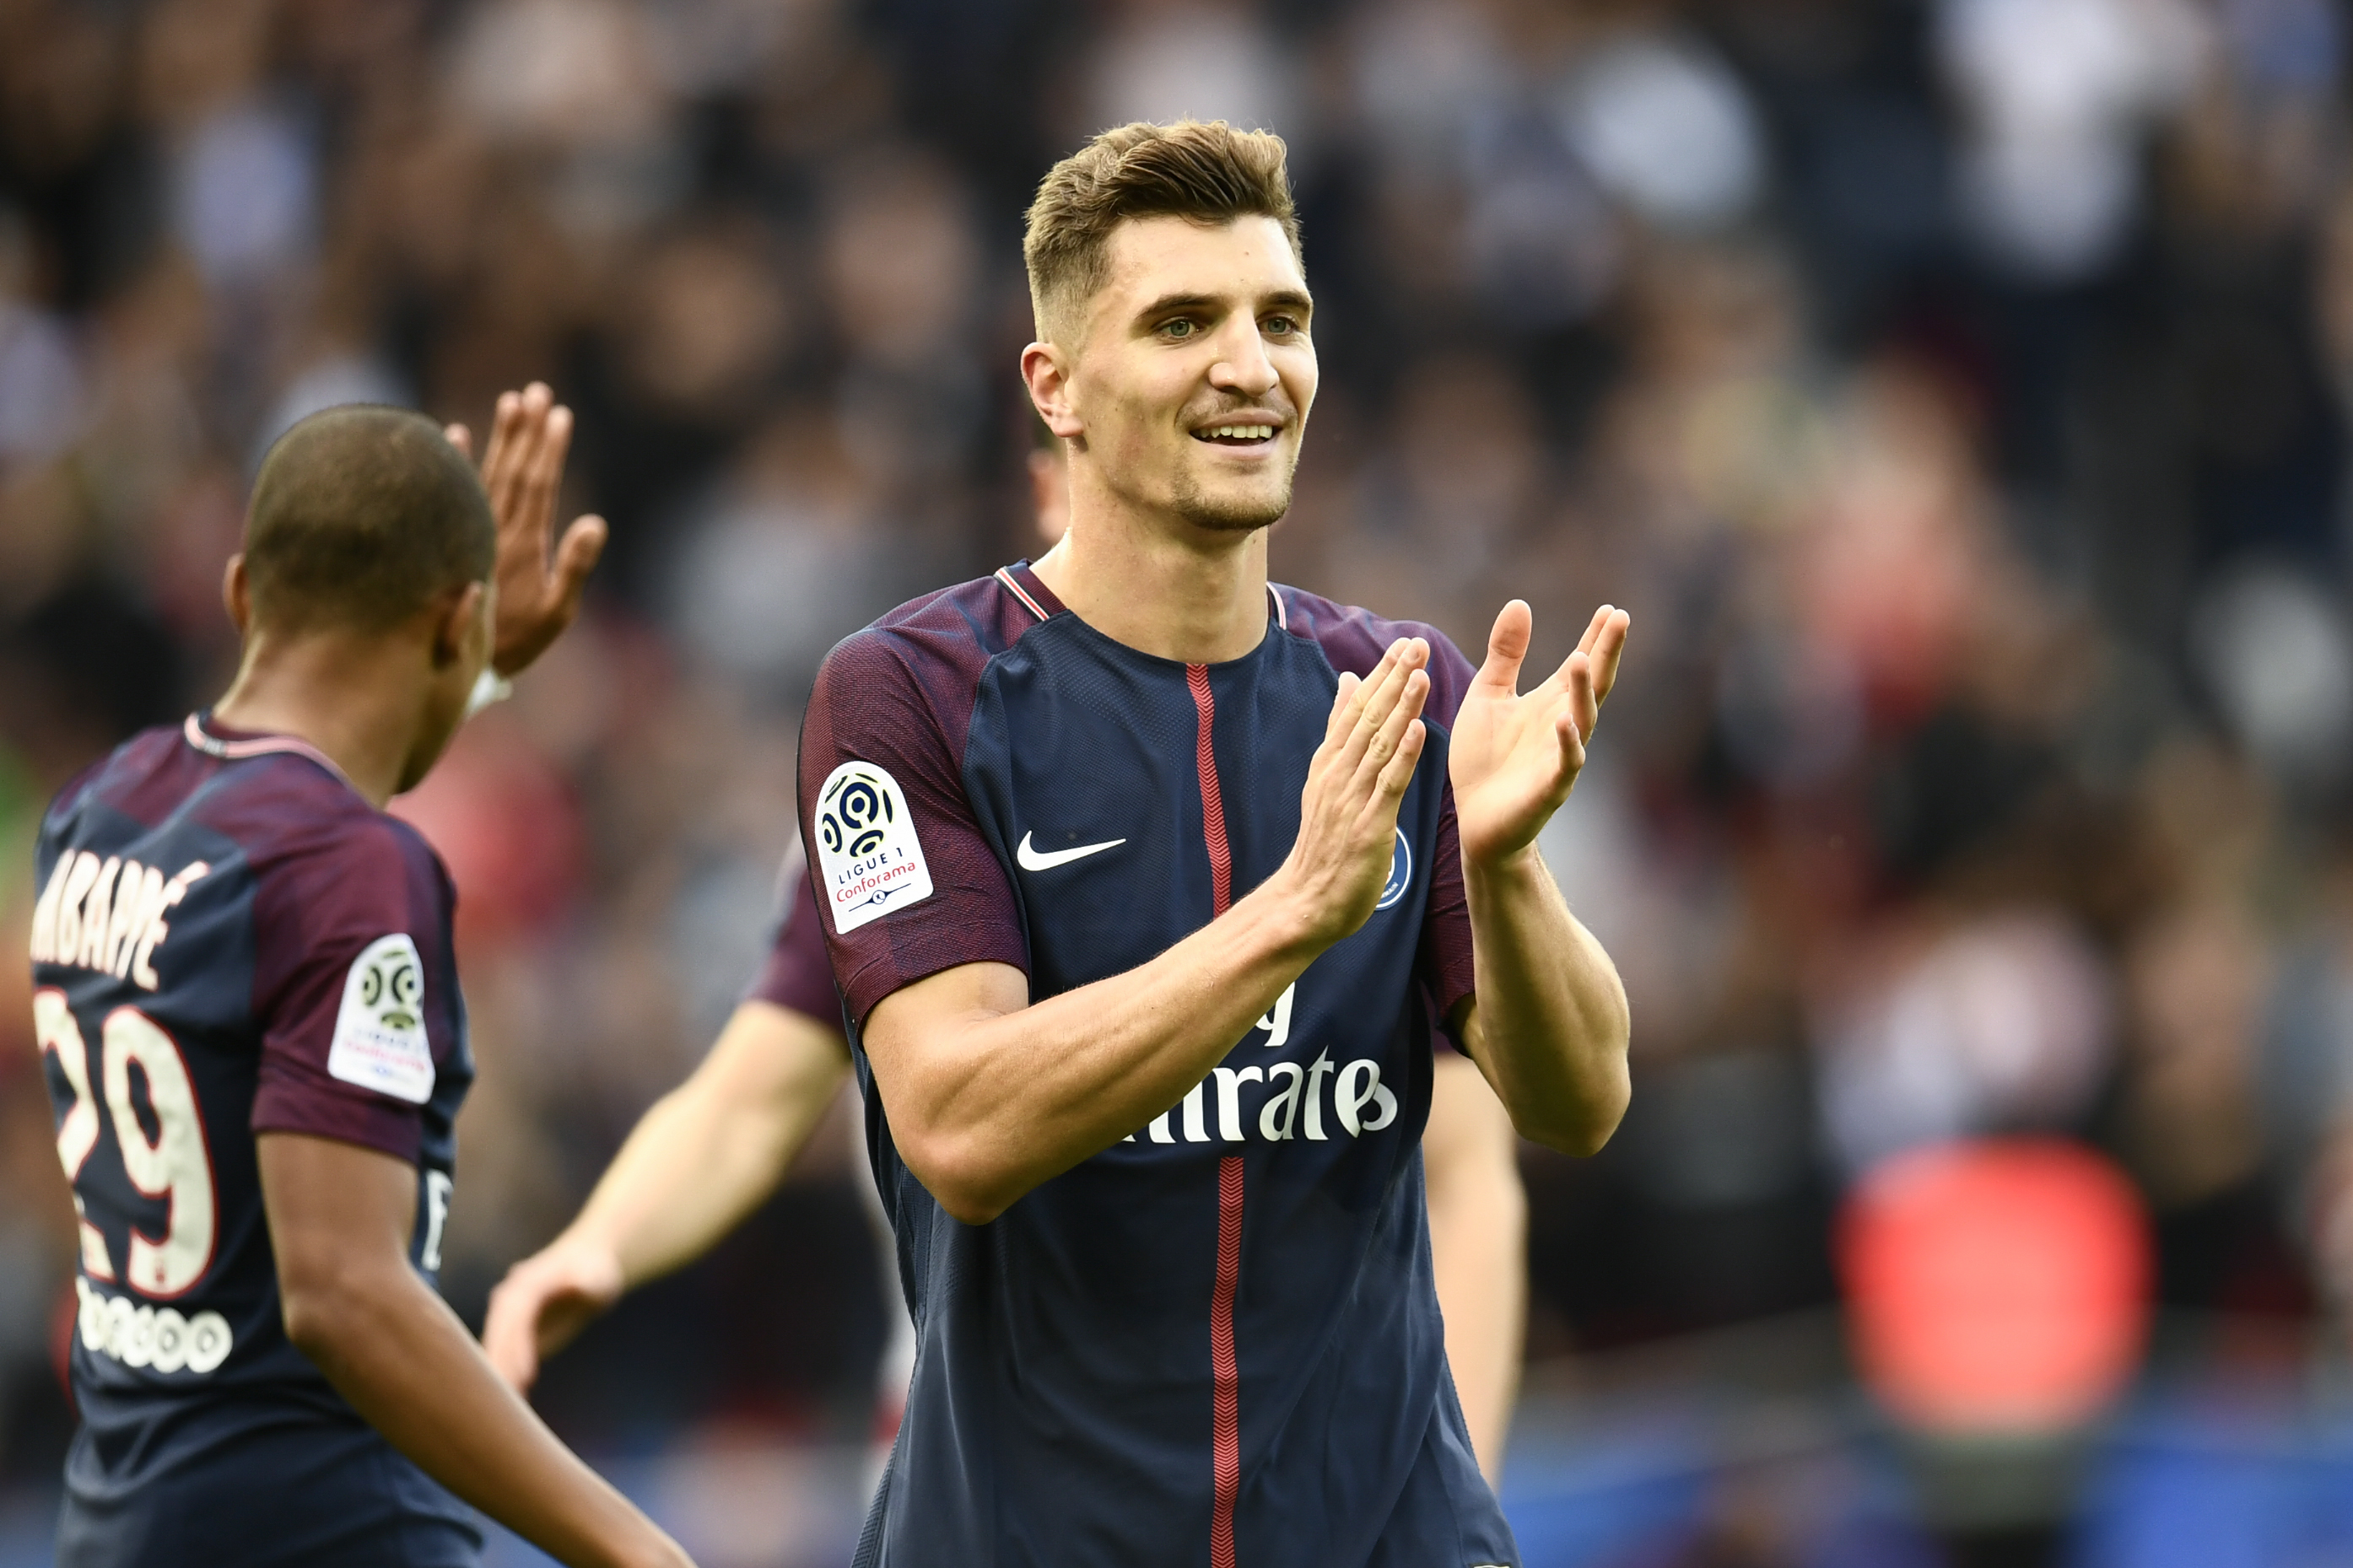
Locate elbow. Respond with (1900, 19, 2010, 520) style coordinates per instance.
(1513, 1060, 1631, 1159)
(278, 1258, 397, 1364)
(278, 1274, 359, 1361)
(899, 1129, 1018, 1226)
(935, 1189, 1007, 1227)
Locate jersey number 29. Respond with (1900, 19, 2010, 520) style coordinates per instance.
(35, 989, 216, 1298)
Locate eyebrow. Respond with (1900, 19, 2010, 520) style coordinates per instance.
(1133, 288, 1316, 326)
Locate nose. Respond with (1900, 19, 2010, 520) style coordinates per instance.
(1207, 316, 1279, 399)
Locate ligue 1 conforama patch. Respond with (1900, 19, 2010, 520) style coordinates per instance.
(815, 761, 933, 934)
(327, 934, 434, 1104)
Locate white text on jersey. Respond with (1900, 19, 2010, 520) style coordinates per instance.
(75, 1277, 233, 1376)
(30, 853, 211, 989)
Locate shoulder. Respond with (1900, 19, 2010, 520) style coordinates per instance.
(193, 753, 383, 866)
(1272, 585, 1477, 726)
(807, 574, 1044, 768)
(213, 774, 446, 935)
(817, 574, 1037, 694)
(41, 725, 190, 834)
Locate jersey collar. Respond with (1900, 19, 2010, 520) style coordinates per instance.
(182, 713, 359, 794)
(996, 561, 1288, 631)
(996, 561, 1063, 622)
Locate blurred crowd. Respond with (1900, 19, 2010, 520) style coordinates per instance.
(5, 0, 2353, 1513)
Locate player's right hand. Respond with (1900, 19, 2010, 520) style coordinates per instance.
(1276, 636, 1429, 947)
(481, 1235, 624, 1393)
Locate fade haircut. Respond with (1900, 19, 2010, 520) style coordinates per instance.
(1023, 120, 1301, 342)
(244, 406, 494, 634)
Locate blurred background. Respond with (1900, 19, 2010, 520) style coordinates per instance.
(8, 0, 2353, 1562)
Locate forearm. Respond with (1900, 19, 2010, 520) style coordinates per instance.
(1429, 1170, 1525, 1482)
(568, 1010, 845, 1287)
(569, 1081, 801, 1289)
(289, 1265, 678, 1568)
(882, 881, 1323, 1221)
(1424, 1055, 1526, 1484)
(1461, 849, 1630, 1154)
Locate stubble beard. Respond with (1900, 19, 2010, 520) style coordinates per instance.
(1167, 454, 1297, 535)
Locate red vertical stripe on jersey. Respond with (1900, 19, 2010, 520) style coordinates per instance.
(1187, 665, 1232, 917)
(1210, 1153, 1245, 1568)
(1190, 664, 1244, 1565)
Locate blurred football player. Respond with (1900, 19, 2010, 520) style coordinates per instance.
(484, 434, 1530, 1484)
(30, 388, 693, 1568)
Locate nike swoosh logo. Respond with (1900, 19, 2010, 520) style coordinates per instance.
(1017, 832, 1126, 871)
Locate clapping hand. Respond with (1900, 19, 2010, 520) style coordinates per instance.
(1449, 601, 1630, 866)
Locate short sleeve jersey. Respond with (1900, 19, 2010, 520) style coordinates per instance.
(31, 717, 478, 1567)
(744, 843, 841, 1024)
(801, 564, 1518, 1568)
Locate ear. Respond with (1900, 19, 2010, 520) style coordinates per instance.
(430, 582, 489, 670)
(222, 556, 251, 635)
(1021, 342, 1085, 439)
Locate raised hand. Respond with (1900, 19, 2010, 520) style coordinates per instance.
(443, 382, 607, 677)
(1279, 637, 1432, 946)
(480, 1237, 623, 1393)
(1449, 601, 1630, 867)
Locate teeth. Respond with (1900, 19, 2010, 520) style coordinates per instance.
(1202, 425, 1275, 439)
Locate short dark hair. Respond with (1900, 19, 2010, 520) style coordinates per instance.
(244, 406, 494, 633)
(1023, 120, 1300, 341)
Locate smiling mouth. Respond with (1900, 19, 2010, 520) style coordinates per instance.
(1192, 423, 1279, 447)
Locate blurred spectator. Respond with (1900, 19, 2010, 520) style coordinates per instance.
(1937, 0, 2207, 282)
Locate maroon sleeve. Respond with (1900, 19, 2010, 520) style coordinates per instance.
(248, 818, 446, 1162)
(1417, 633, 1478, 1041)
(799, 628, 1028, 1025)
(745, 845, 844, 1023)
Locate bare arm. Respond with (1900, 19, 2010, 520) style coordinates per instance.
(483, 1001, 851, 1390)
(1423, 1051, 1526, 1484)
(257, 1133, 692, 1568)
(866, 638, 1433, 1224)
(1449, 603, 1633, 1155)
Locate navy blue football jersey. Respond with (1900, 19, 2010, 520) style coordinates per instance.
(31, 716, 479, 1567)
(800, 563, 1519, 1568)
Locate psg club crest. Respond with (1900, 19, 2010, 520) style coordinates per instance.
(816, 761, 935, 934)
(1376, 827, 1412, 910)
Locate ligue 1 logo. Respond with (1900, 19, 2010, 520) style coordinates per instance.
(359, 946, 423, 1032)
(1376, 827, 1411, 910)
(820, 769, 895, 859)
(815, 761, 935, 934)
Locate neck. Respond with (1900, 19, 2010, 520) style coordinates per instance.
(1030, 469, 1271, 665)
(209, 629, 428, 808)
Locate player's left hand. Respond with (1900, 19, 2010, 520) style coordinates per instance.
(444, 381, 607, 676)
(1449, 601, 1630, 866)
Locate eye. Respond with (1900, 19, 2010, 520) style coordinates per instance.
(1160, 317, 1196, 340)
(1264, 315, 1300, 337)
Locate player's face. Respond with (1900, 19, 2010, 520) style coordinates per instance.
(1065, 215, 1316, 535)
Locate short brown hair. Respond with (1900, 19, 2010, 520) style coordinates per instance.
(245, 406, 494, 634)
(1023, 120, 1301, 341)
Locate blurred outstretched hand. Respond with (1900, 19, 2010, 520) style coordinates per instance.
(480, 1236, 624, 1394)
(445, 382, 607, 676)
